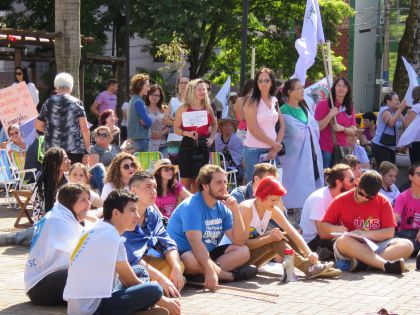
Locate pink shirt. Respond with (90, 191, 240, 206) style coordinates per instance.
(244, 96, 279, 148)
(394, 189, 420, 231)
(155, 182, 184, 218)
(96, 90, 117, 113)
(314, 99, 356, 153)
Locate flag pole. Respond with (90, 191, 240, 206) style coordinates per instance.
(321, 41, 337, 125)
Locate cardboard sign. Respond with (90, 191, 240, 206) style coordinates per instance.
(182, 110, 208, 128)
(0, 82, 38, 131)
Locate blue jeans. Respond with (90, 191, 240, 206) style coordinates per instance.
(94, 265, 163, 315)
(134, 139, 149, 152)
(90, 163, 105, 193)
(244, 146, 270, 182)
(321, 150, 332, 168)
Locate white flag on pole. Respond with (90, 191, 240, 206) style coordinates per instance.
(215, 76, 231, 118)
(291, 0, 325, 85)
(402, 57, 420, 107)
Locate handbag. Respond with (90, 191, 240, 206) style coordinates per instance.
(379, 120, 397, 146)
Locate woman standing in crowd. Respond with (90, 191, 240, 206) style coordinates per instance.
(68, 163, 103, 208)
(164, 77, 189, 127)
(243, 68, 285, 182)
(315, 77, 357, 168)
(5, 124, 27, 158)
(174, 79, 217, 193)
(153, 159, 191, 219)
(101, 152, 141, 200)
(24, 184, 90, 306)
(32, 147, 70, 222)
(233, 79, 254, 142)
(99, 109, 121, 146)
(35, 72, 90, 164)
(239, 177, 336, 279)
(371, 92, 407, 167)
(280, 79, 324, 211)
(120, 99, 130, 142)
(89, 126, 120, 167)
(13, 66, 39, 109)
(399, 86, 420, 163)
(146, 85, 170, 157)
(127, 74, 152, 152)
(378, 161, 400, 206)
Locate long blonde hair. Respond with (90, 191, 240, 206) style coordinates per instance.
(182, 79, 212, 112)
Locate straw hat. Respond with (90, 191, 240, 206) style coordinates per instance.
(217, 117, 239, 128)
(152, 158, 179, 176)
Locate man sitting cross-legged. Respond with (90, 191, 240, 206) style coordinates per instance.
(64, 190, 180, 315)
(124, 171, 185, 298)
(300, 163, 356, 258)
(167, 164, 257, 291)
(319, 171, 414, 274)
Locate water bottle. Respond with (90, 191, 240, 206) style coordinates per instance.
(281, 248, 297, 283)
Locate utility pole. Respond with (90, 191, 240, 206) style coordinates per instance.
(383, 0, 391, 87)
(239, 0, 249, 90)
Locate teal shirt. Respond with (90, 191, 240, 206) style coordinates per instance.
(280, 103, 308, 124)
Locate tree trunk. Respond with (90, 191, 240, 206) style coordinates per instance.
(54, 0, 81, 98)
(393, 0, 419, 96)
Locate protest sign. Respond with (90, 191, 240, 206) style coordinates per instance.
(304, 78, 329, 113)
(0, 82, 38, 132)
(182, 110, 208, 127)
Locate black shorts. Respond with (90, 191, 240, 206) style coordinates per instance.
(209, 244, 230, 261)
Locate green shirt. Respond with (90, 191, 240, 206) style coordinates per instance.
(280, 103, 308, 124)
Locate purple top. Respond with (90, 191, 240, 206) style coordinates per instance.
(96, 91, 117, 113)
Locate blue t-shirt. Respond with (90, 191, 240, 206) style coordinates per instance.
(167, 193, 233, 253)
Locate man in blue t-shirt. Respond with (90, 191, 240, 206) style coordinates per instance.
(167, 165, 257, 291)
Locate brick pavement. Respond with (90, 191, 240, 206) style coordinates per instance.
(1, 199, 419, 315)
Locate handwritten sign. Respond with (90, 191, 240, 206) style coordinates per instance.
(0, 82, 38, 131)
(182, 110, 208, 128)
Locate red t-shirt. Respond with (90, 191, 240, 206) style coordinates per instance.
(322, 189, 397, 231)
(314, 99, 356, 153)
(181, 109, 213, 137)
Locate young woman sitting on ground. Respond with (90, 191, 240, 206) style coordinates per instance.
(24, 183, 90, 306)
(68, 163, 103, 209)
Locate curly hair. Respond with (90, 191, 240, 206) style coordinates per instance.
(130, 73, 149, 95)
(104, 152, 141, 189)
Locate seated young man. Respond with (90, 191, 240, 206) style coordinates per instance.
(124, 171, 185, 298)
(300, 164, 356, 257)
(167, 164, 257, 291)
(64, 190, 181, 315)
(319, 171, 414, 274)
(393, 162, 420, 269)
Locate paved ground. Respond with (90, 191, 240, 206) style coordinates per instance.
(0, 195, 419, 315)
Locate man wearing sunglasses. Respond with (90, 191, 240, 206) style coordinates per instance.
(319, 171, 414, 274)
(300, 164, 356, 259)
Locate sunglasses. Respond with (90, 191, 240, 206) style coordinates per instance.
(357, 188, 375, 200)
(122, 162, 135, 170)
(15, 72, 23, 75)
(97, 133, 109, 138)
(257, 79, 271, 84)
(162, 166, 174, 172)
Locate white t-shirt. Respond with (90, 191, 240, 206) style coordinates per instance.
(120, 101, 129, 127)
(101, 183, 129, 200)
(24, 202, 83, 292)
(170, 97, 182, 117)
(300, 187, 333, 243)
(380, 184, 400, 207)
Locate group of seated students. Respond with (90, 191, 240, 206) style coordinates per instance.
(18, 142, 420, 314)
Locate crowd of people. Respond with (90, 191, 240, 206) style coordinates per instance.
(0, 67, 419, 315)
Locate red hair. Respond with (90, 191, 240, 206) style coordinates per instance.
(255, 176, 287, 200)
(99, 109, 115, 126)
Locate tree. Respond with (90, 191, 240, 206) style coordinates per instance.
(393, 0, 419, 97)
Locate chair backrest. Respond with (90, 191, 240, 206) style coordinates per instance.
(37, 135, 45, 163)
(0, 149, 13, 181)
(208, 151, 227, 170)
(9, 151, 26, 172)
(134, 151, 163, 172)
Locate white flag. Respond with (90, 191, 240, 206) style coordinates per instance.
(291, 0, 325, 85)
(402, 57, 420, 107)
(215, 76, 231, 118)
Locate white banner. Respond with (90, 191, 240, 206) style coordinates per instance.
(215, 76, 231, 118)
(402, 57, 420, 107)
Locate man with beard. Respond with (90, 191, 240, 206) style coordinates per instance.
(300, 164, 356, 258)
(167, 165, 257, 291)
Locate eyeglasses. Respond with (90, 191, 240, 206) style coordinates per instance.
(162, 166, 174, 172)
(96, 133, 109, 138)
(179, 81, 189, 85)
(9, 131, 20, 136)
(257, 79, 271, 84)
(357, 188, 375, 200)
(414, 172, 420, 177)
(122, 162, 135, 170)
(15, 72, 23, 75)
(150, 94, 161, 97)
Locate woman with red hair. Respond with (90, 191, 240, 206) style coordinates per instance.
(239, 176, 339, 279)
(99, 109, 120, 146)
